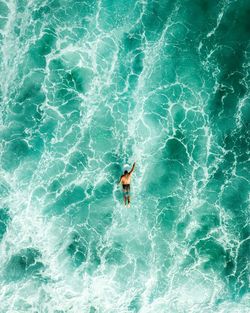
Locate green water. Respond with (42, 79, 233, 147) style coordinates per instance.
(0, 0, 249, 312)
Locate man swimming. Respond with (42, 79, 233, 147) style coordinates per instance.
(118, 162, 136, 207)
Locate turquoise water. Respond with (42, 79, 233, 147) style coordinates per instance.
(0, 0, 249, 312)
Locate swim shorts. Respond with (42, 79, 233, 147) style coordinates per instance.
(122, 184, 130, 196)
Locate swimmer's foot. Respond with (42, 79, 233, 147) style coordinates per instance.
(127, 203, 130, 208)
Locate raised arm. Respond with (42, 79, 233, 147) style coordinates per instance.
(129, 162, 136, 175)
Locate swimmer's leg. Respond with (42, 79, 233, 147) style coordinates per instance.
(123, 195, 127, 206)
(127, 196, 130, 207)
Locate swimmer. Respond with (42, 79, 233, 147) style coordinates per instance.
(118, 162, 136, 207)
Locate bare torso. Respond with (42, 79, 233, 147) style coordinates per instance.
(121, 174, 131, 185)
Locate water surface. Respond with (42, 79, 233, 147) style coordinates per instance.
(0, 0, 249, 312)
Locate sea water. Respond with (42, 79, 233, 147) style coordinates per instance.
(0, 0, 249, 312)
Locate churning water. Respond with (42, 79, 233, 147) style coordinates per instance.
(0, 0, 249, 312)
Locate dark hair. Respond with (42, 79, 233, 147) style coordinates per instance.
(124, 170, 128, 175)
